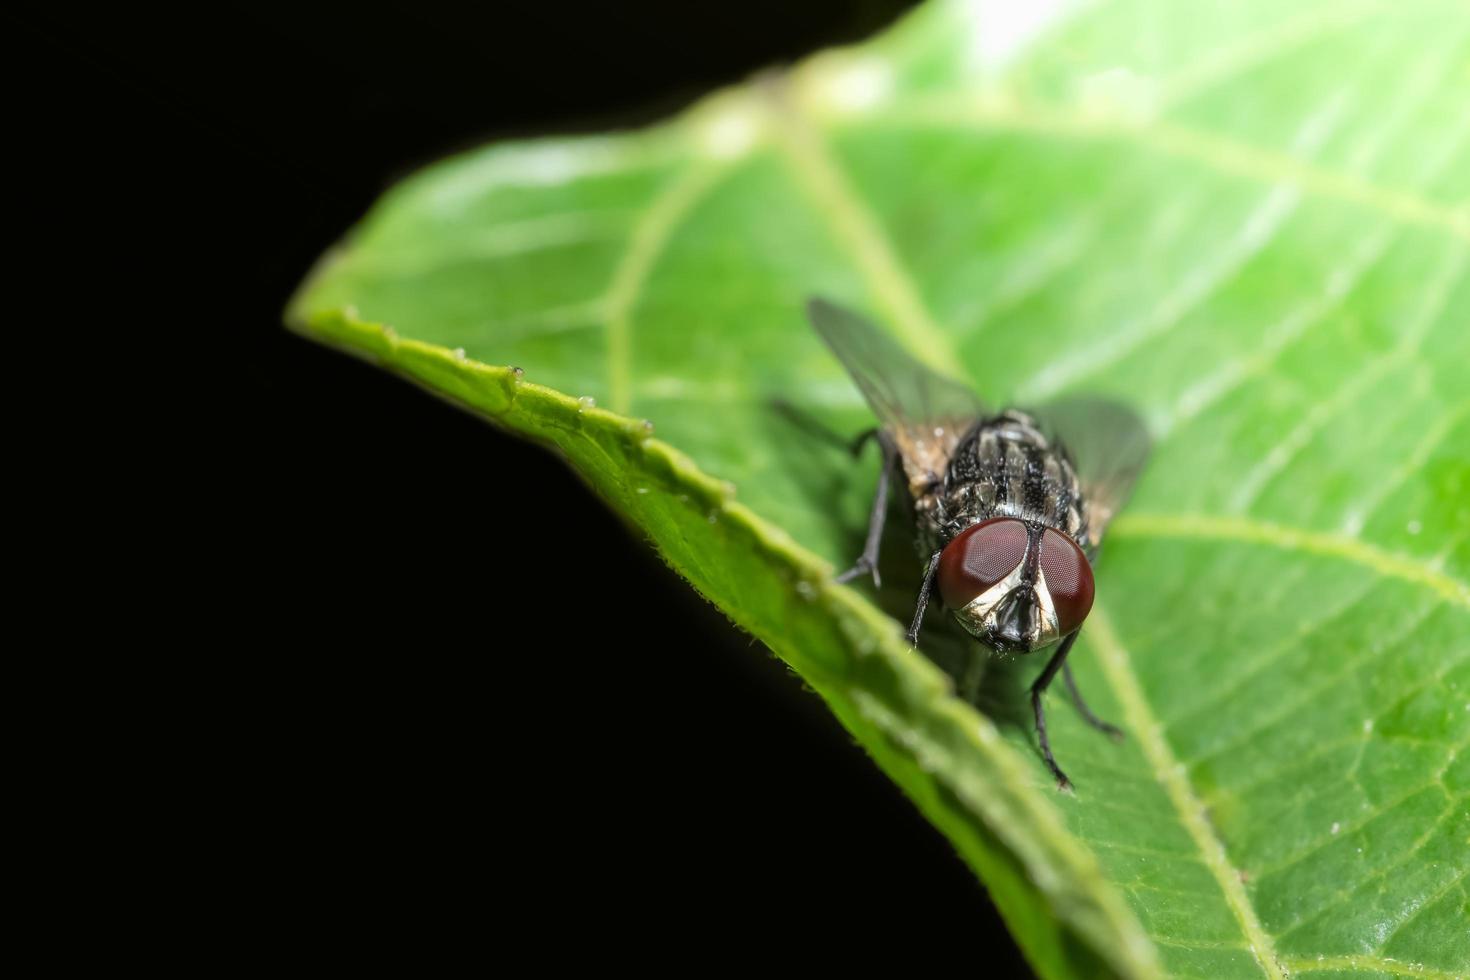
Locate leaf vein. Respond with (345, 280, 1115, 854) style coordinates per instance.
(1089, 605, 1286, 980)
(1249, 784, 1450, 880)
(1160, 570, 1385, 731)
(774, 94, 964, 378)
(602, 163, 726, 413)
(1340, 400, 1470, 535)
(1284, 953, 1467, 978)
(864, 100, 1470, 243)
(1275, 805, 1462, 940)
(1227, 243, 1466, 513)
(1111, 513, 1470, 607)
(1377, 864, 1470, 953)
(1182, 603, 1450, 770)
(1161, 226, 1398, 439)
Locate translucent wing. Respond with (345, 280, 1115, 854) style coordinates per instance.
(807, 297, 985, 426)
(1027, 398, 1151, 547)
(807, 297, 986, 488)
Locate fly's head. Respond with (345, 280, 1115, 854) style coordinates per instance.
(936, 518, 1094, 653)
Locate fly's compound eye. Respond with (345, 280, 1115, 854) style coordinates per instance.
(937, 518, 1030, 609)
(1039, 528, 1094, 634)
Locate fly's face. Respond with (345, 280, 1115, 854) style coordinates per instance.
(936, 518, 1095, 652)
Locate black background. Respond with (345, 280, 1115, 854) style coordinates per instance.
(51, 2, 1030, 971)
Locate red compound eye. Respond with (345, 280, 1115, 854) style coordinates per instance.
(1039, 528, 1094, 634)
(937, 518, 1029, 609)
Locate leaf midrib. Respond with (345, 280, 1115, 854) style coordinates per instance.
(1089, 607, 1285, 980)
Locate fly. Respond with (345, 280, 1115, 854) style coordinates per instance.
(808, 298, 1151, 789)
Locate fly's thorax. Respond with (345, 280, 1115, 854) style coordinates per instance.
(938, 412, 1089, 547)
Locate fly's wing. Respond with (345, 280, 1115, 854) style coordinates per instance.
(1028, 397, 1151, 548)
(807, 297, 986, 488)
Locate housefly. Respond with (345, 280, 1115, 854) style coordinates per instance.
(808, 298, 1150, 789)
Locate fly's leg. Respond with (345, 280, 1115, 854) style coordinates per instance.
(906, 550, 942, 647)
(848, 426, 879, 456)
(1031, 630, 1080, 790)
(835, 433, 898, 588)
(1063, 661, 1124, 740)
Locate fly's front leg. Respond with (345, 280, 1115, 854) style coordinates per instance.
(906, 550, 942, 647)
(1031, 630, 1080, 790)
(1063, 661, 1123, 740)
(835, 433, 898, 588)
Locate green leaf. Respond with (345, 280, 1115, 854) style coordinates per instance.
(289, 1, 1470, 977)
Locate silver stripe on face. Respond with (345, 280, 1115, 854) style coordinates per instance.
(953, 561, 1061, 651)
